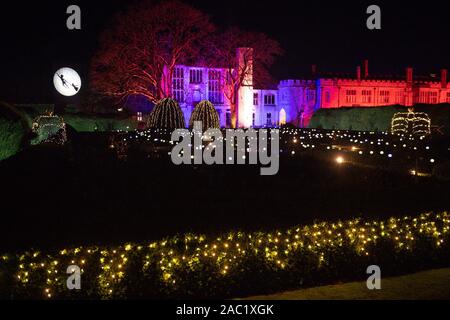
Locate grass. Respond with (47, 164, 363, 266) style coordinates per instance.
(242, 268, 450, 300)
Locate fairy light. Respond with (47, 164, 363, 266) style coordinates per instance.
(5, 210, 449, 299)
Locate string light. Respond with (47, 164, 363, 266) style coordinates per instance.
(5, 211, 449, 299)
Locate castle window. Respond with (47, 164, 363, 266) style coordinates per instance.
(430, 92, 438, 104)
(447, 92, 450, 103)
(266, 112, 272, 126)
(395, 91, 404, 104)
(189, 69, 202, 84)
(252, 113, 256, 126)
(172, 67, 185, 103)
(325, 91, 330, 103)
(226, 111, 231, 127)
(380, 90, 390, 104)
(264, 94, 275, 106)
(208, 70, 223, 104)
(345, 90, 357, 104)
(362, 90, 372, 103)
(306, 89, 315, 102)
(225, 71, 232, 85)
(419, 91, 426, 103)
(253, 92, 259, 105)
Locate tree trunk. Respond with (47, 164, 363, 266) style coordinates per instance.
(230, 101, 237, 128)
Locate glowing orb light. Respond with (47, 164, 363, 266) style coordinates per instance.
(53, 67, 81, 96)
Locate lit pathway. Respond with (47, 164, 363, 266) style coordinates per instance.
(240, 269, 450, 300)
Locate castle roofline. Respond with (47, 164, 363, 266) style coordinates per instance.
(279, 73, 443, 85)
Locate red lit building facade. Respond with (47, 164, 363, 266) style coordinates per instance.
(164, 50, 449, 128)
(278, 62, 450, 127)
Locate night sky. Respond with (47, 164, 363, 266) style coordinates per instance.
(0, 0, 449, 103)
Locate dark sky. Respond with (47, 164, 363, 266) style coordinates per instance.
(0, 0, 449, 103)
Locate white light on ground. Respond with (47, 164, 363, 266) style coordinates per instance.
(336, 156, 344, 164)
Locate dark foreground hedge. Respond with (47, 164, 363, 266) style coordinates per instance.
(1, 212, 449, 299)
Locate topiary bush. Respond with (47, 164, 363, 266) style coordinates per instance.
(189, 100, 220, 131)
(147, 98, 185, 129)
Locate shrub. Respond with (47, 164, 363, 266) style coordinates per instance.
(189, 100, 220, 131)
(147, 98, 185, 129)
(1, 212, 449, 299)
(63, 114, 136, 132)
(0, 118, 25, 161)
(0, 102, 30, 160)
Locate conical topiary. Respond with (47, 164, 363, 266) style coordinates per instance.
(189, 100, 220, 131)
(147, 98, 185, 129)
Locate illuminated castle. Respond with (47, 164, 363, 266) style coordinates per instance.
(163, 48, 450, 128)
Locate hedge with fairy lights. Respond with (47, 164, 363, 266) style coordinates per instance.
(189, 100, 220, 131)
(1, 212, 449, 299)
(147, 98, 185, 130)
(31, 114, 67, 145)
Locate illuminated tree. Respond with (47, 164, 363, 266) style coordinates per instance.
(90, 0, 215, 109)
(189, 100, 220, 131)
(391, 110, 431, 136)
(205, 28, 283, 127)
(147, 98, 185, 129)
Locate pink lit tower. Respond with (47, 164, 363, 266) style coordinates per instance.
(236, 47, 254, 128)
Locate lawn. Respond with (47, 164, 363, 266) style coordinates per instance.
(242, 268, 450, 300)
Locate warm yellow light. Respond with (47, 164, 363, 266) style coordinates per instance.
(336, 156, 344, 164)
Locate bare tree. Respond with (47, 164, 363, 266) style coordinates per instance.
(90, 0, 215, 109)
(206, 28, 283, 127)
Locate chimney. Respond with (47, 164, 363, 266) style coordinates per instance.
(356, 66, 361, 81)
(311, 64, 317, 77)
(441, 69, 448, 88)
(406, 67, 413, 83)
(363, 59, 369, 78)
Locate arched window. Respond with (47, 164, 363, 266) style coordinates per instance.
(279, 108, 286, 125)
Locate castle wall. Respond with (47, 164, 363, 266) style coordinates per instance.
(162, 56, 449, 129)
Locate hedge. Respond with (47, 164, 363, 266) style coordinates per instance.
(0, 102, 30, 160)
(309, 104, 450, 133)
(63, 114, 137, 132)
(0, 212, 449, 299)
(15, 105, 137, 132)
(0, 118, 26, 161)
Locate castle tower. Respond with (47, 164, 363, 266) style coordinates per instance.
(236, 47, 254, 128)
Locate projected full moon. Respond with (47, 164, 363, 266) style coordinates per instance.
(53, 67, 81, 96)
